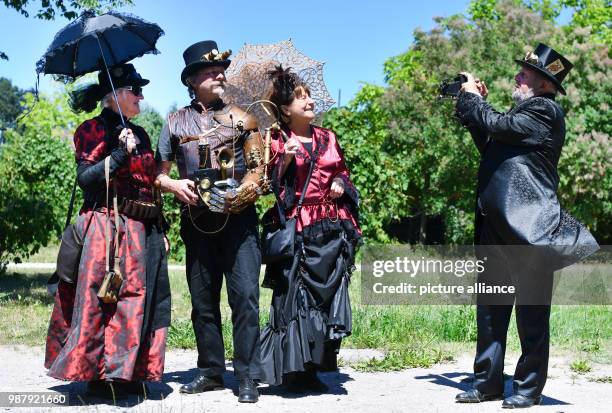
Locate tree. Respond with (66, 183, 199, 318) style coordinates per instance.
(0, 78, 24, 130)
(1, 0, 134, 60)
(132, 103, 163, 149)
(0, 91, 92, 270)
(559, 0, 611, 45)
(324, 84, 402, 242)
(131, 103, 189, 261)
(0, 78, 25, 145)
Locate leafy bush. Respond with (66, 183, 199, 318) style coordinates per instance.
(0, 93, 90, 269)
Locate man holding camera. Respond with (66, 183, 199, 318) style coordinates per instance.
(454, 44, 598, 408)
(156, 40, 265, 403)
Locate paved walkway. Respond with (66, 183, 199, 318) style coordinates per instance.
(6, 263, 186, 271)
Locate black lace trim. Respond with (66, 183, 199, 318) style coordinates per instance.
(299, 218, 362, 245)
(273, 127, 332, 211)
(294, 127, 330, 163)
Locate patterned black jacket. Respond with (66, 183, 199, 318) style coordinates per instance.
(456, 91, 598, 267)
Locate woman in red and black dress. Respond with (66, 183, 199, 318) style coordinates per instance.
(260, 67, 361, 392)
(45, 64, 171, 398)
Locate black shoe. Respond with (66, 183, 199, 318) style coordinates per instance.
(456, 389, 504, 403)
(86, 380, 128, 400)
(238, 379, 259, 403)
(303, 371, 329, 393)
(179, 374, 224, 394)
(502, 394, 542, 409)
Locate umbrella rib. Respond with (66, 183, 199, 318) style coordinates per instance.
(99, 33, 119, 66)
(72, 38, 80, 76)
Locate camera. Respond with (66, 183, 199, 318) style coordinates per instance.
(439, 74, 468, 98)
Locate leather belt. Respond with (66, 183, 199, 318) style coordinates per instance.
(119, 198, 160, 220)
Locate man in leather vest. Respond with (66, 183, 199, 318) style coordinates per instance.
(156, 40, 265, 403)
(453, 44, 598, 408)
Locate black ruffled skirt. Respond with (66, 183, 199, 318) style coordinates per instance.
(260, 219, 361, 386)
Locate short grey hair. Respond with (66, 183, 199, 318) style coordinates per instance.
(102, 91, 114, 108)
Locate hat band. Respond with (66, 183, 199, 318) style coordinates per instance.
(200, 48, 232, 63)
(523, 51, 566, 77)
(546, 59, 565, 75)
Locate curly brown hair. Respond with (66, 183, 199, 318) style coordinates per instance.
(267, 65, 311, 119)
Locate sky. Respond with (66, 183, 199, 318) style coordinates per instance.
(0, 0, 473, 115)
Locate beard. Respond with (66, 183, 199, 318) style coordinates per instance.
(212, 83, 225, 97)
(512, 86, 534, 103)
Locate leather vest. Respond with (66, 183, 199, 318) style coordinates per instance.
(168, 104, 248, 182)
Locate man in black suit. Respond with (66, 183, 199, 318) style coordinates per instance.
(454, 44, 598, 408)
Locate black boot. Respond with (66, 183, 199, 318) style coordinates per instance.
(286, 369, 329, 393)
(302, 369, 329, 393)
(121, 381, 149, 397)
(502, 394, 542, 408)
(179, 374, 224, 394)
(238, 378, 259, 403)
(285, 372, 308, 393)
(86, 380, 128, 400)
(456, 389, 504, 403)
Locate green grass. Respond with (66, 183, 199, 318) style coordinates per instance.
(0, 270, 55, 345)
(25, 242, 62, 264)
(570, 359, 592, 374)
(27, 243, 184, 265)
(588, 375, 612, 383)
(1, 267, 610, 372)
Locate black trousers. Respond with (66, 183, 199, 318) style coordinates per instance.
(180, 207, 262, 379)
(474, 303, 551, 397)
(473, 246, 554, 397)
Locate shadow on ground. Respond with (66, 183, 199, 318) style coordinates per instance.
(166, 364, 352, 399)
(48, 381, 174, 408)
(0, 272, 54, 305)
(415, 371, 570, 406)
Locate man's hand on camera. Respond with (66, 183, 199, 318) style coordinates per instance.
(171, 179, 199, 205)
(157, 164, 198, 205)
(460, 72, 483, 97)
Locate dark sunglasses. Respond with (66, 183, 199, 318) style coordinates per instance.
(122, 85, 143, 96)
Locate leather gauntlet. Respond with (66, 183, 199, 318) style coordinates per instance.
(208, 179, 260, 214)
(228, 181, 259, 213)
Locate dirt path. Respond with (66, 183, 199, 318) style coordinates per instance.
(0, 345, 610, 412)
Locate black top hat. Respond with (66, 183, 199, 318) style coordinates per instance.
(180, 40, 232, 86)
(97, 63, 149, 96)
(515, 43, 573, 95)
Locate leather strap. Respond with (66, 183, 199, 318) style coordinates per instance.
(105, 157, 111, 275)
(276, 153, 315, 227)
(104, 157, 121, 276)
(64, 176, 96, 235)
(113, 177, 120, 276)
(65, 178, 78, 229)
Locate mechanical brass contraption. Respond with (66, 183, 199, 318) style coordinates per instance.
(192, 142, 239, 209)
(189, 100, 281, 213)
